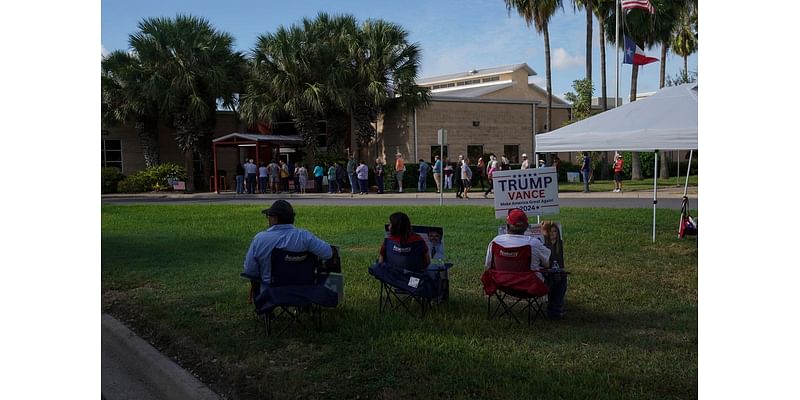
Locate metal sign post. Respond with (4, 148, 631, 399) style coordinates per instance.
(437, 128, 447, 206)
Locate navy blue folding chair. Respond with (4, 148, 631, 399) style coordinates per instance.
(250, 249, 338, 336)
(369, 238, 439, 318)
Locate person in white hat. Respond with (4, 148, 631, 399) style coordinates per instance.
(520, 153, 530, 169)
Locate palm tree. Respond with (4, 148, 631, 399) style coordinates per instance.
(349, 18, 430, 158)
(241, 13, 355, 164)
(594, 0, 613, 111)
(129, 15, 244, 192)
(101, 50, 160, 168)
(672, 1, 698, 78)
(505, 0, 564, 132)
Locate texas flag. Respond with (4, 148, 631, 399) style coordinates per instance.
(623, 36, 658, 66)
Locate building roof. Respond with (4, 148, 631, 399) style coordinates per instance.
(212, 133, 304, 144)
(417, 63, 536, 85)
(429, 81, 514, 97)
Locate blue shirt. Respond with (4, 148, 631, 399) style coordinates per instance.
(419, 161, 430, 176)
(242, 224, 332, 284)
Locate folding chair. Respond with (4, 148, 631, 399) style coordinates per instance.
(368, 238, 437, 318)
(481, 243, 550, 325)
(251, 249, 338, 336)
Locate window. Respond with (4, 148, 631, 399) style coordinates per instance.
(481, 76, 500, 83)
(467, 145, 483, 164)
(102, 139, 123, 171)
(430, 145, 448, 161)
(432, 82, 456, 89)
(504, 145, 520, 164)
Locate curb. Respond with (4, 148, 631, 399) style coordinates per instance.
(102, 314, 220, 400)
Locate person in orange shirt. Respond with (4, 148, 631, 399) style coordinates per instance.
(613, 152, 624, 193)
(395, 152, 406, 193)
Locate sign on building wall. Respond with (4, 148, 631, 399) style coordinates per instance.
(492, 167, 559, 218)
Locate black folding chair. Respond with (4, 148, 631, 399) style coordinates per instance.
(370, 239, 436, 318)
(251, 249, 338, 336)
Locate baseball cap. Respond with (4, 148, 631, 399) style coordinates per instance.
(506, 208, 528, 228)
(522, 153, 527, 158)
(262, 199, 295, 219)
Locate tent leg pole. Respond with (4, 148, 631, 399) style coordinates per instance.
(683, 150, 693, 197)
(653, 151, 658, 243)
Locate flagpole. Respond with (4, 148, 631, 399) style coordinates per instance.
(615, 0, 620, 108)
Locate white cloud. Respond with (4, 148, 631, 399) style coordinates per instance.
(101, 45, 109, 59)
(551, 48, 584, 71)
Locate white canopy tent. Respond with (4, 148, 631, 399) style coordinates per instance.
(535, 82, 698, 242)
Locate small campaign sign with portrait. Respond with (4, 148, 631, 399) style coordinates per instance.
(492, 167, 559, 218)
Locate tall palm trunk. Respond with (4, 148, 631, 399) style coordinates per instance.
(629, 64, 642, 180)
(543, 23, 552, 131)
(684, 55, 688, 75)
(136, 117, 160, 168)
(598, 15, 608, 111)
(658, 42, 670, 179)
(585, 4, 592, 86)
(294, 111, 320, 165)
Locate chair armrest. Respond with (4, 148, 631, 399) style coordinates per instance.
(539, 268, 570, 275)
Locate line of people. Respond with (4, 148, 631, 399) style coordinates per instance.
(234, 152, 560, 196)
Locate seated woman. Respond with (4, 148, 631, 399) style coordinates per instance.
(379, 212, 431, 271)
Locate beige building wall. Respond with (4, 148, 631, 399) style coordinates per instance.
(103, 112, 242, 178)
(377, 100, 537, 166)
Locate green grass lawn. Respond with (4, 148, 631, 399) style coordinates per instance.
(559, 175, 699, 193)
(102, 205, 698, 400)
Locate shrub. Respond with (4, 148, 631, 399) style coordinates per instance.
(101, 167, 125, 194)
(116, 163, 188, 193)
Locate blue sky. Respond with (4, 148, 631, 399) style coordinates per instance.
(102, 0, 697, 103)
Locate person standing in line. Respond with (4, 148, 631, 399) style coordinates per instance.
(520, 153, 530, 169)
(475, 157, 485, 191)
(334, 162, 345, 193)
(500, 155, 510, 170)
(395, 152, 406, 193)
(279, 160, 290, 192)
(461, 159, 473, 199)
(443, 160, 453, 190)
(484, 160, 498, 198)
(356, 160, 369, 195)
(313, 162, 324, 193)
(293, 164, 301, 193)
(346, 154, 358, 194)
(327, 163, 338, 193)
(374, 157, 385, 194)
(432, 155, 442, 193)
(613, 152, 624, 193)
(297, 164, 308, 194)
(418, 158, 430, 192)
(267, 159, 280, 194)
(580, 152, 592, 193)
(235, 162, 245, 194)
(454, 155, 464, 198)
(258, 162, 269, 194)
(244, 159, 257, 194)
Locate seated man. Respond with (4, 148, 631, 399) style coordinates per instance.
(485, 209, 567, 320)
(241, 199, 333, 302)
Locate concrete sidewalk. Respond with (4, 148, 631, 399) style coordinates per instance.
(102, 314, 220, 400)
(102, 185, 697, 201)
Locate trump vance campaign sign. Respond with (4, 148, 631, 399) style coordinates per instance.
(492, 167, 559, 218)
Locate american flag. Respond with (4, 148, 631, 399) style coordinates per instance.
(621, 0, 655, 14)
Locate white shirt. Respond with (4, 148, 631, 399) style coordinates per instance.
(521, 159, 530, 169)
(484, 234, 550, 271)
